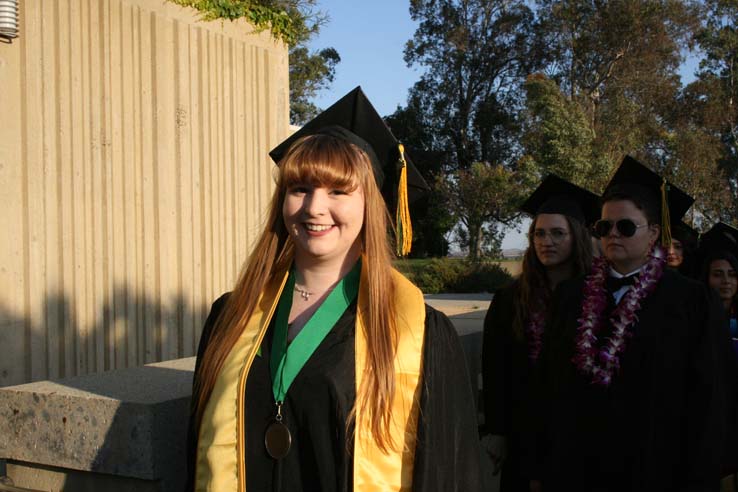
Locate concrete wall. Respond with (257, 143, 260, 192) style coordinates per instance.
(0, 299, 493, 492)
(0, 0, 290, 387)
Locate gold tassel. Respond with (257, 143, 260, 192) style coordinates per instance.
(660, 178, 672, 248)
(396, 144, 413, 256)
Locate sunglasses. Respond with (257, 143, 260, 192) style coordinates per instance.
(592, 219, 648, 238)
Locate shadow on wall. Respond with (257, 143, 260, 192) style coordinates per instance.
(0, 285, 212, 388)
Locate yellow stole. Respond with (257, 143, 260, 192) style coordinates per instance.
(194, 262, 426, 492)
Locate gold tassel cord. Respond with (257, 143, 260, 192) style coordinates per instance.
(660, 178, 672, 248)
(396, 144, 413, 257)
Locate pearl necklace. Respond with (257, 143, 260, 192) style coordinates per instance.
(294, 286, 313, 301)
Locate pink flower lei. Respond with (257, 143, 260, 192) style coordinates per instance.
(572, 246, 666, 386)
(526, 302, 546, 362)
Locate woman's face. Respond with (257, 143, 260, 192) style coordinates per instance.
(708, 259, 738, 306)
(532, 214, 574, 268)
(666, 239, 684, 268)
(283, 182, 365, 266)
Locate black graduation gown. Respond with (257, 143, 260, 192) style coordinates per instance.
(533, 269, 725, 492)
(717, 309, 738, 476)
(185, 293, 483, 492)
(481, 280, 536, 492)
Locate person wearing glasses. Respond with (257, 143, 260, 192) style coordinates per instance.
(532, 156, 726, 492)
(481, 175, 599, 492)
(185, 88, 483, 492)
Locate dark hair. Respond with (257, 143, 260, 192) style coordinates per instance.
(701, 251, 738, 285)
(671, 230, 698, 278)
(512, 214, 593, 337)
(701, 251, 738, 313)
(601, 184, 659, 225)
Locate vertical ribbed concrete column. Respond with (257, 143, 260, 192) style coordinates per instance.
(0, 0, 290, 387)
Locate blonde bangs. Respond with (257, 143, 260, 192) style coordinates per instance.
(278, 134, 370, 192)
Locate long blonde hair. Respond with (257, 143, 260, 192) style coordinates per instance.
(192, 134, 399, 451)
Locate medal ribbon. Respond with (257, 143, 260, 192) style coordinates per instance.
(270, 260, 361, 403)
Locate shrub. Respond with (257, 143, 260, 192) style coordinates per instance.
(394, 258, 513, 294)
(450, 262, 511, 293)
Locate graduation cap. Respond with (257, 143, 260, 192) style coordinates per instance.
(603, 156, 694, 246)
(269, 86, 429, 256)
(520, 174, 601, 226)
(699, 222, 738, 257)
(695, 222, 738, 276)
(671, 221, 699, 246)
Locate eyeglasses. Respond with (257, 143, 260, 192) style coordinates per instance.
(592, 219, 648, 238)
(532, 229, 570, 244)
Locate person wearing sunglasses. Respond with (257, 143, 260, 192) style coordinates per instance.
(481, 175, 599, 492)
(532, 156, 726, 492)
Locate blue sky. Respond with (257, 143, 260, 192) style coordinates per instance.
(309, 2, 703, 117)
(308, 0, 421, 116)
(308, 1, 704, 249)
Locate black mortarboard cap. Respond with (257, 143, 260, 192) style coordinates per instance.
(671, 221, 699, 245)
(520, 174, 601, 226)
(269, 86, 430, 205)
(695, 222, 738, 276)
(604, 155, 694, 245)
(699, 222, 738, 257)
(604, 155, 694, 221)
(268, 86, 429, 256)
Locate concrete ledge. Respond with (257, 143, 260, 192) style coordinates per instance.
(4, 461, 160, 492)
(0, 294, 491, 492)
(0, 358, 195, 492)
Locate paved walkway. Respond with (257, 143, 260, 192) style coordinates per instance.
(424, 293, 499, 491)
(424, 293, 492, 333)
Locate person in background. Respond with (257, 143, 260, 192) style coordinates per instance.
(698, 222, 738, 490)
(185, 87, 483, 492)
(533, 156, 725, 492)
(704, 249, 738, 337)
(666, 221, 699, 277)
(481, 175, 598, 492)
(700, 223, 738, 341)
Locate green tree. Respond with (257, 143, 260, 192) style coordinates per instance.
(385, 99, 455, 257)
(279, 0, 341, 125)
(404, 0, 540, 169)
(403, 0, 540, 257)
(686, 0, 738, 220)
(651, 118, 732, 226)
(289, 45, 340, 124)
(438, 161, 535, 261)
(522, 0, 706, 194)
(522, 73, 608, 186)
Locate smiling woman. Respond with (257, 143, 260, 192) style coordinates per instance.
(280, 138, 368, 269)
(184, 87, 483, 492)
